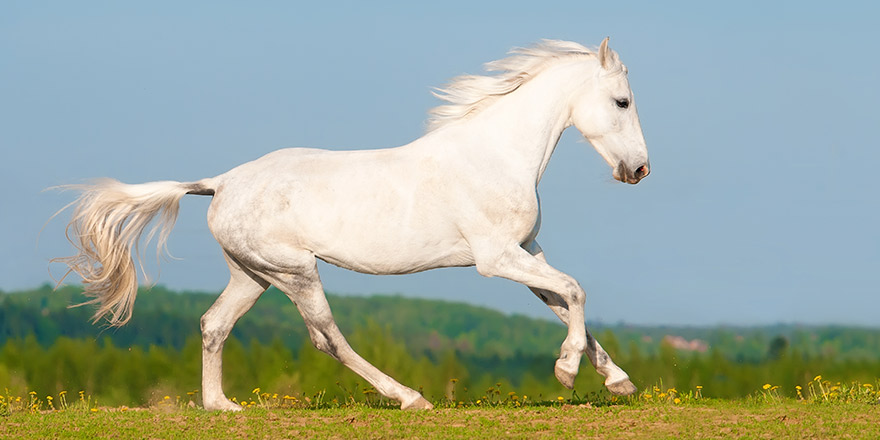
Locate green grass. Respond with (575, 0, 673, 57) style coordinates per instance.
(3, 398, 879, 439)
(3, 380, 878, 438)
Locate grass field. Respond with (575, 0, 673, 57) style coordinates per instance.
(4, 381, 879, 440)
(3, 400, 879, 439)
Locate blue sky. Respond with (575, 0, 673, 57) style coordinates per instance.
(2, 1, 878, 326)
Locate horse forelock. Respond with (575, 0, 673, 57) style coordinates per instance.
(426, 39, 620, 132)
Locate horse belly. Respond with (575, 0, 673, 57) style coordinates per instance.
(304, 213, 475, 274)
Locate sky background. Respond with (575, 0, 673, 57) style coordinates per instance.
(2, 1, 878, 326)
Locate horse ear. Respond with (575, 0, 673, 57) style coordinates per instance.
(599, 37, 611, 69)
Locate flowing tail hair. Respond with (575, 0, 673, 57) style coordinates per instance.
(52, 178, 214, 327)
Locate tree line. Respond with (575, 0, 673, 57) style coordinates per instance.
(1, 286, 879, 406)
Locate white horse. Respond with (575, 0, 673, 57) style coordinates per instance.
(55, 38, 649, 410)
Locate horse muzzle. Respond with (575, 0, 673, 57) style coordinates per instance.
(614, 161, 650, 184)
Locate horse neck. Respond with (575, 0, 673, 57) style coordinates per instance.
(450, 60, 592, 184)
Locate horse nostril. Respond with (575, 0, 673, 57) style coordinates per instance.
(634, 164, 650, 179)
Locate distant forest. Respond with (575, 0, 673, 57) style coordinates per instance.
(2, 285, 879, 406)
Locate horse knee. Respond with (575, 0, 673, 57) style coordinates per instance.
(571, 288, 585, 305)
(200, 315, 229, 353)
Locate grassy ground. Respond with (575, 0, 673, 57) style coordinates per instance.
(3, 380, 878, 439)
(3, 400, 879, 439)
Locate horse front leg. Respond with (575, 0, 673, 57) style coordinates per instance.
(473, 243, 588, 388)
(522, 240, 636, 395)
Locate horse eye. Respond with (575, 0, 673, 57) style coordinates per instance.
(615, 98, 630, 109)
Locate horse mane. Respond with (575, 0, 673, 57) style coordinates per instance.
(426, 39, 610, 132)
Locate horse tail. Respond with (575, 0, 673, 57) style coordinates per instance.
(52, 178, 216, 327)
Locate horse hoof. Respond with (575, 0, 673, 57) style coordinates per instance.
(606, 379, 638, 396)
(204, 399, 243, 412)
(401, 396, 434, 410)
(554, 361, 577, 389)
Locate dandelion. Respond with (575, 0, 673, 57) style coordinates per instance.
(696, 386, 703, 389)
(796, 386, 802, 390)
(762, 384, 771, 390)
(557, 396, 565, 402)
(163, 396, 170, 400)
(252, 387, 261, 394)
(863, 384, 873, 388)
(674, 398, 681, 404)
(813, 375, 822, 382)
(90, 408, 97, 412)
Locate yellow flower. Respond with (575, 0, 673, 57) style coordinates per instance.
(658, 393, 667, 398)
(863, 384, 873, 388)
(252, 388, 260, 394)
(796, 386, 802, 390)
(59, 391, 67, 396)
(813, 375, 822, 382)
(557, 396, 565, 401)
(47, 396, 53, 400)
(673, 398, 681, 404)
(91, 408, 98, 412)
(695, 386, 703, 390)
(163, 396, 170, 400)
(762, 384, 771, 390)
(644, 394, 652, 399)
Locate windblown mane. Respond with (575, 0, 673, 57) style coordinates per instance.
(427, 40, 600, 132)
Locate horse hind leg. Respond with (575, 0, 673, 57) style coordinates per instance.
(200, 254, 269, 411)
(259, 252, 432, 410)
